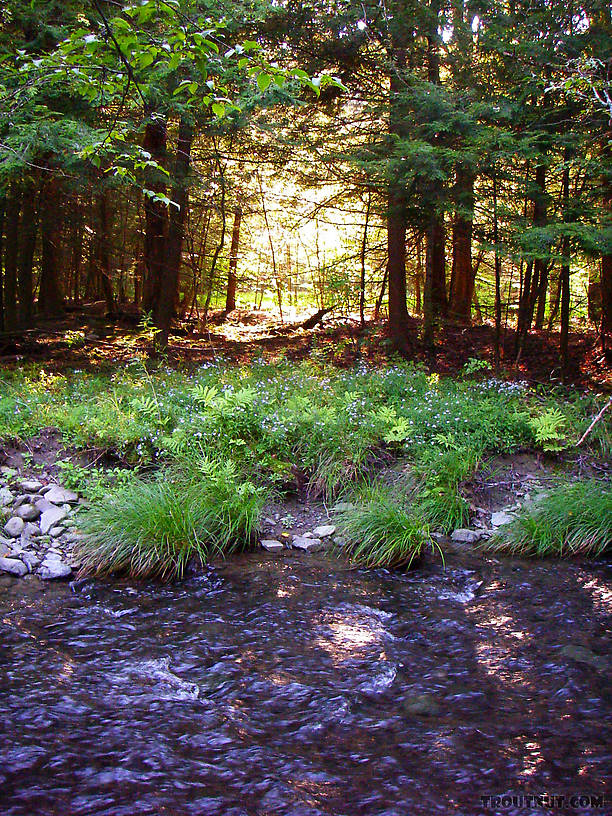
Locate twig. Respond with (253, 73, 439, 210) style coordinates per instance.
(577, 397, 612, 447)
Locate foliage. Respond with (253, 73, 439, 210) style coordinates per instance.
(334, 482, 434, 570)
(487, 480, 612, 558)
(528, 408, 568, 452)
(75, 463, 267, 580)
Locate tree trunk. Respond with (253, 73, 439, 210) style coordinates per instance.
(0, 194, 5, 332)
(423, 215, 436, 351)
(359, 192, 371, 325)
(429, 213, 447, 317)
(3, 185, 20, 332)
(155, 117, 194, 347)
(39, 181, 64, 318)
(142, 112, 168, 315)
(225, 203, 242, 315)
(449, 165, 475, 321)
(17, 183, 38, 326)
(97, 191, 115, 316)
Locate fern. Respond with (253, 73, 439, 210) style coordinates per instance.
(529, 408, 567, 452)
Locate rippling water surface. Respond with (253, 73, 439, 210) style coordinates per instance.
(1, 551, 611, 815)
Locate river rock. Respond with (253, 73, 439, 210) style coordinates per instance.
(49, 526, 65, 538)
(44, 485, 79, 505)
(402, 694, 441, 717)
(260, 539, 284, 552)
(19, 551, 41, 570)
(451, 528, 482, 544)
(490, 510, 516, 527)
(0, 487, 13, 507)
(39, 560, 72, 580)
(20, 479, 44, 493)
(559, 644, 609, 671)
(292, 536, 323, 552)
(40, 506, 68, 535)
(4, 517, 25, 538)
(313, 525, 336, 538)
(15, 504, 40, 522)
(0, 556, 28, 577)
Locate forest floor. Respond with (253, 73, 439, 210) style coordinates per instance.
(0, 306, 610, 389)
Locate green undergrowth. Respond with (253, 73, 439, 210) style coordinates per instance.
(0, 359, 608, 574)
(75, 459, 267, 580)
(486, 480, 612, 559)
(334, 482, 436, 570)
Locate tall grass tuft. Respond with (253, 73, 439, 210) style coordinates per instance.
(488, 479, 612, 558)
(75, 466, 266, 580)
(335, 482, 434, 569)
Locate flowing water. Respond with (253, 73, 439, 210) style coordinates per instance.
(1, 550, 611, 816)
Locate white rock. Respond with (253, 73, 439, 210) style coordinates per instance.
(20, 552, 41, 570)
(40, 506, 68, 535)
(292, 537, 323, 552)
(0, 487, 13, 507)
(0, 556, 28, 577)
(313, 525, 336, 538)
(490, 511, 516, 528)
(49, 526, 65, 538)
(44, 485, 79, 505)
(15, 504, 40, 521)
(260, 539, 284, 552)
(20, 479, 43, 493)
(4, 517, 25, 538)
(39, 561, 72, 580)
(451, 529, 482, 544)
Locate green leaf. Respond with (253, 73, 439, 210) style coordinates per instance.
(257, 73, 272, 92)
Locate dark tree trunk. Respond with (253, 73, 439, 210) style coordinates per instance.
(449, 166, 475, 321)
(423, 215, 436, 351)
(0, 194, 5, 332)
(3, 185, 20, 332)
(359, 192, 371, 325)
(97, 191, 115, 316)
(225, 203, 242, 315)
(492, 171, 502, 373)
(429, 214, 447, 317)
(386, 28, 410, 354)
(387, 188, 410, 353)
(17, 183, 38, 326)
(516, 163, 547, 356)
(142, 112, 168, 315)
(39, 181, 64, 318)
(155, 118, 194, 347)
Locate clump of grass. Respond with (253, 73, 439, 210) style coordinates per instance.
(75, 465, 266, 580)
(488, 479, 612, 558)
(418, 485, 470, 533)
(335, 482, 435, 570)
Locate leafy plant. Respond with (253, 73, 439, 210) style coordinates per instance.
(335, 482, 435, 569)
(75, 464, 267, 580)
(487, 479, 612, 558)
(528, 408, 568, 452)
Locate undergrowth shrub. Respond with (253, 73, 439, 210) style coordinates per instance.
(335, 482, 435, 569)
(487, 479, 612, 558)
(75, 463, 267, 580)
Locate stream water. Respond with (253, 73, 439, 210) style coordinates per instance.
(1, 550, 611, 816)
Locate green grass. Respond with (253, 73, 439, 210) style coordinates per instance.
(334, 482, 434, 569)
(487, 479, 612, 558)
(75, 463, 267, 580)
(1, 359, 608, 575)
